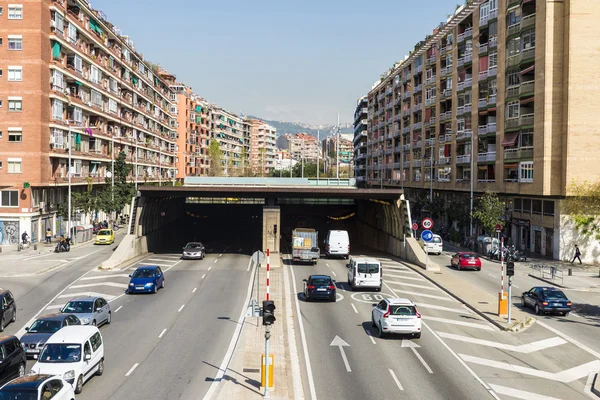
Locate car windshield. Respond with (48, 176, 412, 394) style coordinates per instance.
(310, 278, 331, 286)
(185, 243, 203, 249)
(28, 319, 62, 333)
(132, 269, 156, 278)
(543, 290, 567, 300)
(390, 305, 416, 316)
(62, 301, 93, 313)
(357, 263, 379, 274)
(98, 230, 111, 235)
(0, 390, 37, 400)
(461, 253, 477, 259)
(431, 237, 442, 243)
(39, 343, 81, 363)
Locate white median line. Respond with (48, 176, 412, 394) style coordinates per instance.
(70, 282, 128, 290)
(488, 384, 562, 400)
(388, 369, 404, 390)
(202, 274, 206, 279)
(208, 266, 212, 271)
(422, 316, 495, 331)
(437, 332, 567, 353)
(177, 305, 185, 313)
(219, 254, 223, 257)
(331, 271, 337, 277)
(488, 274, 497, 279)
(326, 263, 330, 267)
(364, 326, 376, 344)
(213, 259, 218, 264)
(192, 287, 197, 293)
(158, 329, 167, 339)
(415, 303, 472, 314)
(350, 303, 358, 314)
(114, 306, 123, 313)
(125, 363, 139, 377)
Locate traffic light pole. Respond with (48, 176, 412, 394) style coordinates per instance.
(264, 324, 271, 398)
(507, 276, 512, 325)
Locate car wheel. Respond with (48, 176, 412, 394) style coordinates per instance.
(161, 279, 165, 289)
(330, 297, 336, 302)
(476, 268, 481, 271)
(521, 297, 526, 307)
(535, 304, 541, 315)
(11, 309, 16, 322)
(106, 312, 111, 325)
(74, 375, 84, 394)
(563, 312, 570, 316)
(92, 320, 97, 326)
(377, 323, 385, 338)
(413, 332, 422, 339)
(96, 359, 104, 376)
(18, 363, 25, 377)
(371, 315, 376, 328)
(153, 284, 157, 294)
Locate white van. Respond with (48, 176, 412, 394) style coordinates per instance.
(29, 326, 104, 394)
(347, 257, 382, 291)
(325, 230, 350, 259)
(420, 234, 443, 255)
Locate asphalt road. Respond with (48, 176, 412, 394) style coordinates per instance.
(289, 250, 598, 400)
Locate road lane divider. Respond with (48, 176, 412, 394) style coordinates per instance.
(202, 274, 206, 279)
(125, 363, 139, 377)
(363, 326, 376, 345)
(391, 290, 453, 302)
(158, 329, 167, 339)
(331, 271, 337, 277)
(422, 316, 495, 331)
(350, 303, 358, 314)
(177, 305, 185, 313)
(385, 281, 441, 291)
(208, 266, 212, 271)
(388, 369, 404, 391)
(192, 287, 197, 293)
(401, 340, 433, 373)
(114, 306, 123, 313)
(413, 303, 473, 314)
(437, 332, 567, 353)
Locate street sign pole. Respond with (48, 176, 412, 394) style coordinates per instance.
(264, 324, 271, 398)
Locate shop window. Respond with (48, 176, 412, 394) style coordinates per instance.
(532, 200, 542, 215)
(522, 198, 531, 213)
(543, 201, 555, 216)
(514, 198, 522, 212)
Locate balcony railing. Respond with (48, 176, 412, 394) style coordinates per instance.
(440, 111, 452, 122)
(464, 104, 472, 114)
(414, 122, 423, 130)
(520, 13, 536, 31)
(403, 91, 412, 100)
(402, 126, 410, 134)
(414, 140, 422, 148)
(464, 77, 472, 88)
(413, 160, 422, 168)
(457, 106, 465, 115)
(504, 146, 533, 160)
(414, 84, 423, 94)
(413, 104, 422, 113)
(464, 53, 472, 64)
(386, 148, 394, 155)
(505, 117, 520, 130)
(424, 138, 435, 146)
(457, 27, 473, 42)
(393, 162, 401, 169)
(508, 23, 520, 37)
(446, 43, 453, 53)
(488, 94, 497, 106)
(403, 109, 411, 117)
(438, 156, 450, 165)
(414, 65, 423, 75)
(457, 81, 465, 91)
(456, 154, 471, 164)
(479, 69, 488, 80)
(487, 122, 497, 133)
(442, 88, 452, 98)
(440, 134, 452, 143)
(456, 129, 472, 141)
(489, 9, 498, 20)
(506, 85, 520, 99)
(425, 76, 437, 86)
(457, 57, 465, 67)
(424, 158, 434, 167)
(520, 113, 534, 126)
(403, 161, 411, 168)
(479, 15, 489, 27)
(478, 124, 488, 135)
(519, 80, 535, 97)
(478, 98, 487, 109)
(478, 152, 496, 162)
(394, 145, 402, 152)
(521, 47, 535, 62)
(425, 97, 436, 106)
(488, 65, 497, 77)
(403, 144, 411, 152)
(489, 36, 498, 49)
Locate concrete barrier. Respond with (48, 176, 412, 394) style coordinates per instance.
(100, 234, 148, 270)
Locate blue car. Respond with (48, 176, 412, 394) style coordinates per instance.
(521, 286, 572, 316)
(128, 266, 165, 294)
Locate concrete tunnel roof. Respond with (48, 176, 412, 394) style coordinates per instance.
(138, 185, 403, 200)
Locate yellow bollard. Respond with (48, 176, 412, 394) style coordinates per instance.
(261, 354, 274, 388)
(498, 291, 508, 316)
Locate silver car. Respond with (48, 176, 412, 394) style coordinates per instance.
(60, 296, 111, 327)
(182, 242, 205, 260)
(21, 313, 81, 359)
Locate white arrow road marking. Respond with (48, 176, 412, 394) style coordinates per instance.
(415, 303, 472, 314)
(386, 281, 440, 291)
(70, 282, 129, 290)
(460, 355, 600, 383)
(388, 369, 404, 390)
(422, 316, 495, 331)
(401, 340, 433, 373)
(488, 384, 564, 400)
(393, 290, 453, 301)
(57, 292, 115, 300)
(438, 332, 567, 353)
(330, 336, 351, 372)
(80, 274, 131, 281)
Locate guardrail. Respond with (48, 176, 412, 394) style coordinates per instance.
(530, 264, 564, 286)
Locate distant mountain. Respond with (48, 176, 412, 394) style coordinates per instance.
(247, 116, 353, 138)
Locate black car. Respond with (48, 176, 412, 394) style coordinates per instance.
(303, 275, 336, 302)
(0, 336, 26, 386)
(21, 313, 81, 359)
(521, 286, 572, 315)
(0, 290, 16, 332)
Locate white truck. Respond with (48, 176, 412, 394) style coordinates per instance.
(292, 228, 320, 265)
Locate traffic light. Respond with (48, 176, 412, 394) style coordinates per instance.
(262, 300, 276, 325)
(506, 261, 515, 277)
(273, 224, 278, 234)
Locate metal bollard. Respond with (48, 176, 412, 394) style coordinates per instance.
(34, 244, 38, 250)
(568, 268, 572, 276)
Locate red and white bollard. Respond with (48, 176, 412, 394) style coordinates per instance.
(266, 249, 270, 301)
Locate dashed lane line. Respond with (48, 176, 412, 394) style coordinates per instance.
(125, 363, 139, 377)
(158, 329, 167, 339)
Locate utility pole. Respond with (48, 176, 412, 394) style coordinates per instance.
(317, 130, 320, 181)
(67, 122, 72, 241)
(336, 114, 340, 180)
(470, 140, 474, 237)
(301, 138, 305, 178)
(429, 141, 434, 203)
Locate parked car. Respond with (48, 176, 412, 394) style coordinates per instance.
(450, 252, 482, 271)
(29, 326, 104, 394)
(521, 286, 572, 315)
(0, 374, 75, 400)
(371, 298, 422, 338)
(0, 336, 26, 387)
(94, 229, 115, 245)
(60, 296, 111, 327)
(21, 314, 81, 359)
(182, 242, 205, 260)
(347, 257, 382, 291)
(0, 290, 17, 332)
(128, 266, 165, 294)
(303, 275, 336, 302)
(324, 230, 350, 259)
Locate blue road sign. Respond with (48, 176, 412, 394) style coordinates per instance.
(421, 230, 434, 242)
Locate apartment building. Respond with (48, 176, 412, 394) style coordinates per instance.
(0, 0, 178, 244)
(322, 135, 354, 164)
(248, 119, 277, 176)
(365, 0, 600, 260)
(353, 96, 368, 184)
(276, 133, 319, 162)
(210, 108, 248, 176)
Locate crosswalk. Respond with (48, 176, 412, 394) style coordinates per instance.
(375, 257, 596, 400)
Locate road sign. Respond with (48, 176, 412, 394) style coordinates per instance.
(421, 218, 434, 230)
(412, 222, 419, 231)
(495, 224, 503, 233)
(252, 250, 266, 264)
(421, 230, 433, 242)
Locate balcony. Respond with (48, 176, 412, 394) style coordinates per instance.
(441, 65, 452, 76)
(478, 124, 488, 135)
(393, 128, 401, 138)
(403, 109, 411, 118)
(446, 43, 453, 53)
(464, 104, 472, 114)
(442, 88, 452, 99)
(386, 148, 394, 155)
(425, 97, 437, 106)
(426, 55, 437, 66)
(520, 113, 534, 126)
(414, 84, 423, 93)
(393, 114, 402, 122)
(489, 36, 498, 49)
(403, 91, 412, 100)
(413, 160, 422, 168)
(464, 53, 473, 64)
(489, 9, 498, 20)
(456, 129, 472, 141)
(521, 47, 535, 62)
(414, 65, 423, 75)
(456, 154, 471, 164)
(487, 122, 497, 133)
(424, 158, 434, 167)
(438, 156, 450, 165)
(393, 162, 401, 169)
(414, 122, 423, 131)
(457, 81, 465, 91)
(457, 106, 465, 115)
(505, 117, 520, 130)
(457, 57, 465, 67)
(504, 146, 533, 160)
(425, 76, 437, 86)
(478, 98, 487, 109)
(386, 102, 393, 110)
(413, 104, 422, 113)
(403, 161, 411, 168)
(479, 69, 488, 80)
(519, 81, 535, 97)
(487, 94, 497, 106)
(478, 152, 496, 162)
(508, 23, 520, 37)
(440, 111, 452, 122)
(424, 138, 435, 147)
(457, 27, 473, 42)
(488, 65, 497, 77)
(414, 140, 422, 148)
(506, 85, 520, 99)
(520, 13, 536, 31)
(402, 126, 410, 134)
(440, 134, 452, 143)
(394, 145, 401, 152)
(479, 15, 489, 27)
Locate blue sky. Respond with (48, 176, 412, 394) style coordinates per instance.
(95, 0, 452, 125)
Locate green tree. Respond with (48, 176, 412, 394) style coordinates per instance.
(563, 179, 600, 240)
(72, 177, 97, 224)
(472, 190, 505, 235)
(240, 146, 251, 177)
(96, 151, 135, 218)
(208, 139, 223, 177)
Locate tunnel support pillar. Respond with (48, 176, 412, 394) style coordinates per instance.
(263, 206, 280, 255)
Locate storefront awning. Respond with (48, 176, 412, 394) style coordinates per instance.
(504, 163, 519, 169)
(502, 132, 519, 146)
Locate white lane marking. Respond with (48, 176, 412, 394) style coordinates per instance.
(488, 274, 498, 279)
(382, 265, 410, 271)
(289, 259, 318, 400)
(247, 261, 251, 272)
(202, 274, 206, 279)
(114, 306, 123, 313)
(208, 266, 212, 271)
(392, 290, 453, 301)
(44, 305, 64, 310)
(423, 316, 495, 331)
(488, 384, 563, 400)
(214, 259, 218, 264)
(331, 271, 337, 277)
(282, 255, 305, 400)
(146, 258, 178, 263)
(536, 320, 600, 360)
(585, 372, 595, 396)
(330, 336, 351, 372)
(364, 327, 376, 344)
(513, 284, 520, 289)
(138, 262, 172, 267)
(80, 274, 131, 280)
(192, 287, 197, 293)
(108, 292, 126, 305)
(158, 329, 167, 339)
(460, 355, 600, 383)
(177, 305, 185, 313)
(202, 257, 257, 400)
(125, 363, 139, 377)
(423, 323, 501, 400)
(384, 274, 426, 282)
(69, 282, 129, 289)
(219, 254, 223, 257)
(570, 312, 582, 318)
(415, 303, 472, 314)
(401, 341, 433, 374)
(58, 292, 116, 300)
(350, 303, 358, 314)
(438, 332, 567, 353)
(388, 369, 404, 391)
(326, 263, 330, 267)
(385, 281, 440, 291)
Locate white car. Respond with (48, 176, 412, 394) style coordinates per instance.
(0, 374, 75, 399)
(419, 234, 443, 255)
(347, 257, 382, 291)
(29, 325, 104, 394)
(371, 298, 422, 338)
(325, 230, 350, 259)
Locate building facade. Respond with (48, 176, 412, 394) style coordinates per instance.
(365, 0, 600, 260)
(353, 96, 368, 184)
(276, 133, 319, 163)
(248, 119, 277, 176)
(210, 108, 248, 176)
(0, 0, 178, 244)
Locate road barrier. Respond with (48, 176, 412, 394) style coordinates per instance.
(530, 264, 564, 286)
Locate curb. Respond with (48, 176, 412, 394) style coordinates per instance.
(0, 261, 67, 278)
(592, 372, 600, 398)
(105, 253, 157, 271)
(527, 274, 569, 289)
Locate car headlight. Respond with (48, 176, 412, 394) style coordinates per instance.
(145, 282, 154, 287)
(129, 283, 134, 286)
(63, 370, 75, 380)
(28, 369, 37, 375)
(80, 317, 90, 324)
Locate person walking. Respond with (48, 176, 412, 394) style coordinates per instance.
(45, 228, 52, 244)
(572, 244, 582, 264)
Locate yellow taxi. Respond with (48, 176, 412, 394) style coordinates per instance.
(95, 228, 115, 245)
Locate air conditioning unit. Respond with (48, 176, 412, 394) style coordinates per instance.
(39, 202, 46, 209)
(50, 20, 56, 29)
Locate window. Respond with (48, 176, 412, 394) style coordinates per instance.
(543, 200, 555, 216)
(520, 128, 533, 147)
(514, 198, 522, 212)
(8, 128, 22, 142)
(84, 342, 91, 357)
(522, 30, 536, 50)
(7, 36, 22, 50)
(109, 77, 118, 93)
(51, 128, 65, 149)
(489, 51, 497, 67)
(532, 199, 542, 215)
(8, 5, 23, 19)
(108, 99, 117, 114)
(489, 21, 497, 37)
(519, 161, 533, 183)
(52, 70, 63, 89)
(90, 332, 102, 352)
(7, 66, 22, 81)
(457, 118, 465, 131)
(67, 23, 77, 43)
(506, 100, 519, 118)
(489, 0, 497, 11)
(91, 89, 102, 106)
(7, 159, 22, 174)
(69, 159, 82, 176)
(72, 106, 82, 123)
(52, 99, 63, 120)
(52, 12, 64, 33)
(488, 79, 497, 95)
(507, 37, 520, 57)
(8, 98, 22, 112)
(74, 55, 82, 73)
(507, 69, 520, 87)
(0, 7, 2, 15)
(0, 190, 18, 207)
(90, 65, 102, 84)
(507, 9, 521, 27)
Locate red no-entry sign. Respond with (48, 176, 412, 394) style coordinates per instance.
(412, 222, 419, 231)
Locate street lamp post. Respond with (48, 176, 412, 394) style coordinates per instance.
(67, 122, 72, 241)
(336, 114, 340, 180)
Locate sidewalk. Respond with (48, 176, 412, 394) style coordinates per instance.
(212, 255, 296, 399)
